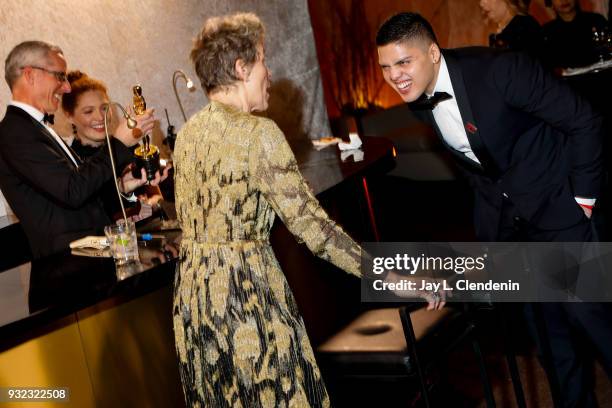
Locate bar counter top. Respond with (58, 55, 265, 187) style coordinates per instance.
(0, 236, 179, 351)
(0, 136, 395, 351)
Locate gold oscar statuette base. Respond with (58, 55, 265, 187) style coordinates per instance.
(132, 145, 160, 181)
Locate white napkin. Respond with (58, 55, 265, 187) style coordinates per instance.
(0, 189, 10, 217)
(312, 137, 341, 151)
(71, 247, 112, 258)
(338, 133, 363, 151)
(562, 59, 612, 77)
(340, 149, 364, 162)
(69, 236, 109, 250)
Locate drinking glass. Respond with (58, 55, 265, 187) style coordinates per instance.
(104, 220, 139, 265)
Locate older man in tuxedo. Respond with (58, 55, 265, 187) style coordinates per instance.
(376, 12, 610, 407)
(0, 41, 159, 258)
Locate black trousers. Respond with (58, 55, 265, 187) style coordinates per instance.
(497, 198, 612, 408)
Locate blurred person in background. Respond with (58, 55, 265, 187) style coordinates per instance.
(480, 0, 543, 57)
(543, 0, 609, 68)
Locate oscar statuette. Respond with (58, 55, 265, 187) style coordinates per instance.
(131, 85, 160, 181)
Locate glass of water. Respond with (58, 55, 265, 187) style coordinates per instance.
(104, 220, 139, 265)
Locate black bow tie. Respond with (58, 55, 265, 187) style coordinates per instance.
(410, 91, 453, 110)
(42, 113, 54, 125)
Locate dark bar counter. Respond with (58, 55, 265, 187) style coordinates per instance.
(0, 137, 394, 407)
(0, 235, 179, 351)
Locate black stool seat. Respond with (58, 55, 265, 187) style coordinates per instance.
(317, 307, 467, 376)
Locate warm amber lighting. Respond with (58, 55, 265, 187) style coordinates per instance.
(392, 147, 397, 158)
(352, 89, 384, 110)
(361, 177, 380, 242)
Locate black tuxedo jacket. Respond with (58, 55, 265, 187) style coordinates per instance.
(411, 48, 603, 240)
(0, 105, 133, 258)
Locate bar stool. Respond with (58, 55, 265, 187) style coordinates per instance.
(317, 305, 505, 407)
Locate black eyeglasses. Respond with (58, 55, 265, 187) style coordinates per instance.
(22, 66, 68, 83)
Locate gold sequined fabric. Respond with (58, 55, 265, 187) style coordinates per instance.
(173, 101, 361, 407)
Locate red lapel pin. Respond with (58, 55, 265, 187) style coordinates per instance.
(465, 122, 478, 134)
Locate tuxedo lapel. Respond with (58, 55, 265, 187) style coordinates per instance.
(65, 143, 83, 165)
(422, 109, 486, 174)
(53, 132, 82, 165)
(411, 103, 485, 173)
(443, 53, 500, 178)
(35, 120, 83, 167)
(7, 106, 80, 167)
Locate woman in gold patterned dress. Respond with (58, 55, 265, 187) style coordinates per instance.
(173, 12, 442, 408)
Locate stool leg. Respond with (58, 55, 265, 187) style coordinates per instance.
(504, 346, 527, 408)
(399, 307, 431, 408)
(470, 333, 497, 408)
(498, 307, 527, 408)
(464, 304, 496, 408)
(529, 303, 563, 407)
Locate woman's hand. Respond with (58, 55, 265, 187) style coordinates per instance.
(114, 108, 156, 147)
(148, 162, 172, 187)
(415, 283, 447, 311)
(386, 271, 448, 310)
(119, 163, 172, 194)
(119, 166, 147, 193)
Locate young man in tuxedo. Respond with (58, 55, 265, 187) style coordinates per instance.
(0, 41, 162, 258)
(376, 12, 610, 407)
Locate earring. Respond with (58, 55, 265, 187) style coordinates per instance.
(71, 124, 77, 136)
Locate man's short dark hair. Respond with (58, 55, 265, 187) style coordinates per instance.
(376, 12, 438, 47)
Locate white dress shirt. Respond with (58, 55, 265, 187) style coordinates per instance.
(9, 101, 79, 167)
(428, 56, 480, 164)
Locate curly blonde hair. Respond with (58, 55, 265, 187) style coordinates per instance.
(191, 13, 265, 93)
